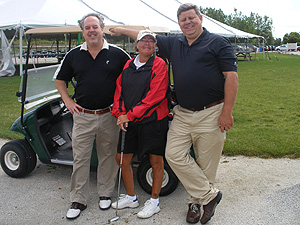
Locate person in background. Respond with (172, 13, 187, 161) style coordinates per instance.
(54, 13, 130, 220)
(111, 30, 169, 219)
(109, 3, 238, 224)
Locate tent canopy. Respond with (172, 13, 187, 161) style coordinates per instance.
(0, 0, 262, 38)
(0, 0, 120, 31)
(83, 0, 262, 38)
(82, 0, 181, 34)
(0, 0, 264, 76)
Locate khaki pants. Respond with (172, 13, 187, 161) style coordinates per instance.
(70, 111, 119, 205)
(165, 104, 225, 205)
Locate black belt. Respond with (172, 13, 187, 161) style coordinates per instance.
(78, 106, 111, 115)
(188, 99, 224, 111)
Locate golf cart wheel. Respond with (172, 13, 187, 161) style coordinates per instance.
(137, 157, 179, 196)
(0, 139, 37, 178)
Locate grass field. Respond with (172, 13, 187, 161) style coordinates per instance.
(0, 52, 299, 158)
(0, 75, 22, 140)
(225, 52, 300, 158)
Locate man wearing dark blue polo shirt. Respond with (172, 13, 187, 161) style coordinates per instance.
(110, 3, 238, 224)
(55, 13, 130, 220)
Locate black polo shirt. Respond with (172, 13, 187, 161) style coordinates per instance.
(156, 28, 237, 109)
(55, 40, 130, 110)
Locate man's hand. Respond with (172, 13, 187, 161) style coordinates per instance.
(218, 71, 238, 132)
(64, 98, 82, 115)
(55, 79, 82, 115)
(109, 27, 124, 37)
(109, 27, 139, 40)
(117, 114, 129, 132)
(218, 111, 233, 133)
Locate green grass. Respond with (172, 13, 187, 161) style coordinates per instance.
(224, 52, 300, 158)
(0, 76, 23, 139)
(0, 52, 299, 158)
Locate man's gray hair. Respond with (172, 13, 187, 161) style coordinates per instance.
(177, 3, 201, 19)
(79, 13, 105, 30)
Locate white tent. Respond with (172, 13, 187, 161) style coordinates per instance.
(83, 0, 262, 38)
(0, 0, 262, 37)
(0, 0, 123, 76)
(0, 0, 172, 75)
(0, 0, 121, 30)
(0, 0, 264, 76)
(83, 0, 181, 34)
(151, 0, 263, 38)
(83, 0, 264, 58)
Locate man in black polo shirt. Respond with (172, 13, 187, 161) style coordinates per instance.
(109, 3, 238, 224)
(55, 13, 130, 220)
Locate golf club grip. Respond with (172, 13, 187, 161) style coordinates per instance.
(120, 130, 125, 153)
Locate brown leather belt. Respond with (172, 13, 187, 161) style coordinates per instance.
(188, 99, 224, 111)
(78, 106, 111, 115)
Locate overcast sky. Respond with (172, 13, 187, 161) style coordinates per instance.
(182, 0, 300, 39)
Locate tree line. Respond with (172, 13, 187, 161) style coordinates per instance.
(200, 7, 300, 46)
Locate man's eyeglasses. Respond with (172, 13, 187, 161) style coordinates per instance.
(139, 39, 155, 44)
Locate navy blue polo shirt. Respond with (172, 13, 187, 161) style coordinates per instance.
(156, 28, 237, 109)
(55, 40, 130, 110)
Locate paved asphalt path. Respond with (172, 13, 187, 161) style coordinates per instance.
(0, 139, 299, 225)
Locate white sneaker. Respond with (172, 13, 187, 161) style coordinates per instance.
(99, 197, 111, 210)
(111, 195, 139, 209)
(66, 208, 80, 219)
(137, 200, 160, 219)
(66, 202, 87, 219)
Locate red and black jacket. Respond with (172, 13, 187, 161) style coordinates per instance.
(112, 55, 169, 123)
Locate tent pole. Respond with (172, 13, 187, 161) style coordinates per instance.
(64, 33, 67, 53)
(77, 33, 81, 46)
(56, 40, 59, 63)
(263, 39, 265, 60)
(35, 37, 38, 64)
(128, 36, 130, 53)
(19, 24, 23, 76)
(13, 40, 17, 64)
(68, 34, 72, 51)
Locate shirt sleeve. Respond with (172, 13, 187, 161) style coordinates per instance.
(217, 37, 238, 72)
(156, 35, 175, 60)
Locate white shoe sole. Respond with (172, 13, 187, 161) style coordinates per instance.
(137, 207, 160, 219)
(66, 209, 81, 219)
(99, 199, 111, 210)
(111, 201, 139, 209)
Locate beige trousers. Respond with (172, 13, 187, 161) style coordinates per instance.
(165, 104, 225, 205)
(70, 111, 119, 205)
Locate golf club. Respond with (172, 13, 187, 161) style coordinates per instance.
(108, 130, 125, 223)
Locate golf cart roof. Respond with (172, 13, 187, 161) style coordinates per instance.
(25, 25, 170, 35)
(25, 26, 82, 35)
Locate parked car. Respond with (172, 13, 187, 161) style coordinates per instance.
(234, 45, 244, 53)
(275, 45, 288, 51)
(264, 46, 270, 51)
(244, 45, 257, 53)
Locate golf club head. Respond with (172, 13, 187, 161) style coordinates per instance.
(108, 216, 120, 223)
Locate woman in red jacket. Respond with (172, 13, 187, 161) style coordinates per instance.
(112, 30, 169, 219)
